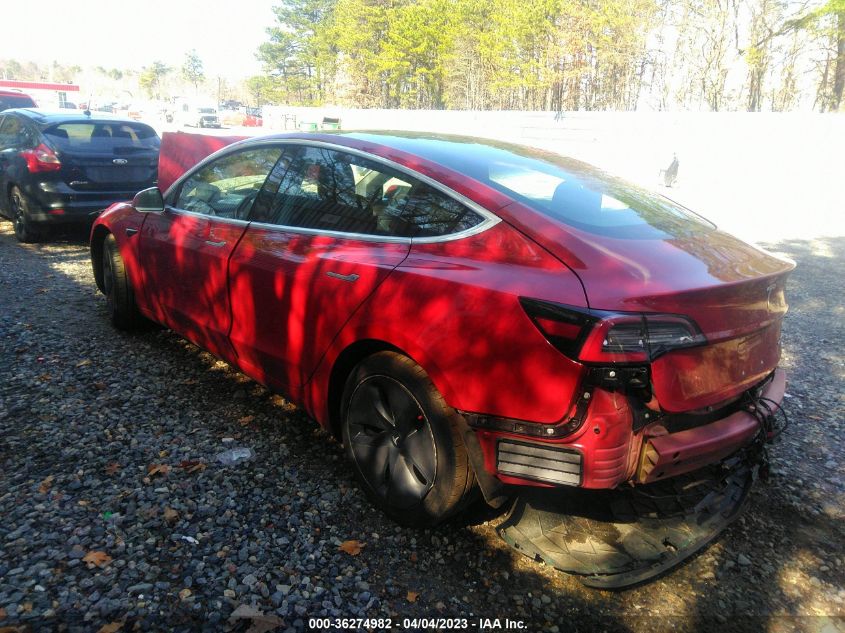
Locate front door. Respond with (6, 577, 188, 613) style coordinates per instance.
(140, 145, 283, 361)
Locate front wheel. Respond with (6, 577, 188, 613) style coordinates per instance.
(341, 351, 476, 527)
(102, 234, 142, 330)
(10, 186, 41, 243)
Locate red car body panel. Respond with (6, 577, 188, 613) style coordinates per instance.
(157, 132, 248, 192)
(228, 226, 410, 395)
(140, 212, 248, 362)
(90, 131, 795, 493)
(304, 221, 589, 426)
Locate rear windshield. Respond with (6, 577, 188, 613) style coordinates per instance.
(485, 158, 715, 239)
(0, 94, 37, 111)
(43, 122, 160, 154)
(379, 135, 716, 240)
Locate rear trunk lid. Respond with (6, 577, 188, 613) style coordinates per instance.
(44, 120, 159, 191)
(494, 178, 794, 413)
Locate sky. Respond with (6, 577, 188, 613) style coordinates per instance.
(0, 0, 277, 79)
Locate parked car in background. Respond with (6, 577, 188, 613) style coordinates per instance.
(0, 89, 37, 111)
(89, 132, 793, 527)
(0, 109, 159, 242)
(220, 106, 263, 128)
(173, 99, 221, 128)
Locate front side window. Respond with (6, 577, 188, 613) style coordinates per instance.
(172, 146, 283, 219)
(256, 145, 485, 238)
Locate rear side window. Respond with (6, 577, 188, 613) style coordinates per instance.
(43, 122, 160, 154)
(257, 145, 485, 238)
(0, 116, 36, 150)
(0, 94, 36, 111)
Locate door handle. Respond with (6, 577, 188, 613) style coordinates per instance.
(326, 271, 359, 282)
(125, 228, 138, 237)
(204, 240, 227, 247)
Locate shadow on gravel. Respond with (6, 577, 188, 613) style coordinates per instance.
(1, 225, 844, 632)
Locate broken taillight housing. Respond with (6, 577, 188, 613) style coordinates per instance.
(520, 298, 705, 363)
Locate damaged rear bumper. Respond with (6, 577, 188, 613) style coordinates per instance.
(468, 369, 786, 491)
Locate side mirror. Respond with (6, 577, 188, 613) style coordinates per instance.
(132, 187, 164, 213)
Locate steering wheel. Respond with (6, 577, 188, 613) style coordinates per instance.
(184, 199, 216, 216)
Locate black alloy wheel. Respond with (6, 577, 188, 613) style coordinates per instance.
(10, 186, 40, 243)
(342, 352, 476, 526)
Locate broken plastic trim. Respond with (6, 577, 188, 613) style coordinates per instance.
(497, 448, 760, 589)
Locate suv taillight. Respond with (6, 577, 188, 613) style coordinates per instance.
(22, 143, 61, 173)
(521, 298, 705, 363)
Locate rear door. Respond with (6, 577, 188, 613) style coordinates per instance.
(140, 145, 284, 361)
(228, 143, 415, 394)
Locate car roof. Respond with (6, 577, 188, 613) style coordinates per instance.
(2, 108, 154, 128)
(243, 130, 604, 188)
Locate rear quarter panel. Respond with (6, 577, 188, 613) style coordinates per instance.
(304, 222, 590, 427)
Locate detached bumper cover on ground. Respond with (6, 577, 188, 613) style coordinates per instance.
(497, 450, 759, 589)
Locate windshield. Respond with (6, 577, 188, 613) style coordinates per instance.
(43, 122, 160, 154)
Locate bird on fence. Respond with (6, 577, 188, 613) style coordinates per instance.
(660, 153, 679, 187)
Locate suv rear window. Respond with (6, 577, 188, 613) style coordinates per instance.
(0, 94, 37, 111)
(43, 122, 160, 154)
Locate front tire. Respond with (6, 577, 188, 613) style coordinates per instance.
(341, 351, 476, 527)
(102, 234, 142, 330)
(10, 186, 41, 243)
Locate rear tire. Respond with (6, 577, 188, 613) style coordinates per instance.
(10, 186, 41, 243)
(102, 233, 142, 330)
(341, 351, 476, 527)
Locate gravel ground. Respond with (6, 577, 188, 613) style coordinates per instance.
(0, 223, 843, 633)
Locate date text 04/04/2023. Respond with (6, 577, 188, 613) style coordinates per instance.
(307, 617, 528, 630)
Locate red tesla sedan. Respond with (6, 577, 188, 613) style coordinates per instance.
(90, 132, 793, 526)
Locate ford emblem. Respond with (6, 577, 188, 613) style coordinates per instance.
(112, 158, 129, 165)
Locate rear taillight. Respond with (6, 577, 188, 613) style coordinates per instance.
(22, 143, 61, 173)
(521, 298, 705, 363)
(578, 314, 704, 363)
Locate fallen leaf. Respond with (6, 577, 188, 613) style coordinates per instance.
(239, 415, 255, 426)
(178, 588, 192, 600)
(228, 604, 283, 633)
(20, 603, 32, 613)
(105, 462, 121, 475)
(0, 608, 6, 620)
(76, 359, 92, 367)
(38, 373, 51, 382)
(159, 450, 169, 458)
(93, 382, 107, 390)
(82, 551, 113, 568)
(407, 591, 419, 603)
(338, 540, 365, 556)
(178, 460, 207, 474)
(77, 499, 90, 506)
(147, 464, 171, 477)
(38, 475, 54, 494)
(410, 552, 418, 562)
(97, 623, 123, 633)
(36, 287, 49, 294)
(163, 507, 179, 522)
